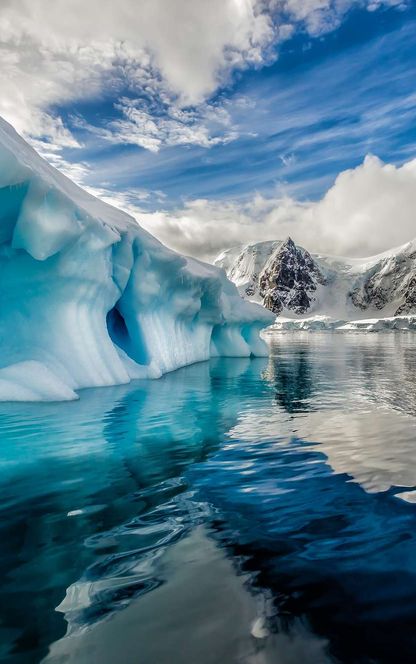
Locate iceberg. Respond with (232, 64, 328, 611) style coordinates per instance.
(0, 360, 79, 402)
(0, 118, 273, 401)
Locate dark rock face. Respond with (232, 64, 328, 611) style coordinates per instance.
(395, 274, 416, 315)
(350, 252, 416, 316)
(245, 283, 256, 297)
(350, 276, 390, 311)
(259, 237, 326, 315)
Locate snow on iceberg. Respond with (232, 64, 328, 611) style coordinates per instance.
(0, 118, 273, 401)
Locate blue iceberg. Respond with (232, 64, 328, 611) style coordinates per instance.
(0, 118, 273, 401)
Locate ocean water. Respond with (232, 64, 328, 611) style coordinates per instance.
(2, 333, 416, 663)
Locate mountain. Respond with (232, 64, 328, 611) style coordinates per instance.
(258, 237, 327, 314)
(215, 236, 416, 321)
(0, 118, 273, 401)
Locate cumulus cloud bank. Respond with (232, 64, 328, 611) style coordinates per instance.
(134, 156, 416, 260)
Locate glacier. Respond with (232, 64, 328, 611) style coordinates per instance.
(0, 118, 273, 401)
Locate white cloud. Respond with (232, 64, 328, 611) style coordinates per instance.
(307, 154, 416, 257)
(114, 155, 416, 261)
(78, 96, 240, 152)
(274, 0, 410, 36)
(0, 0, 408, 150)
(0, 0, 275, 144)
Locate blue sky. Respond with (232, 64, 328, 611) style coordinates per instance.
(60, 3, 416, 208)
(1, 0, 416, 258)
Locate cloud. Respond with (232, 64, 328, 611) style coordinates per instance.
(307, 154, 416, 257)
(274, 0, 410, 36)
(78, 96, 240, 152)
(0, 0, 276, 144)
(0, 0, 408, 150)
(119, 155, 416, 261)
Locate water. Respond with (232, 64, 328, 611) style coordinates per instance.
(2, 333, 416, 663)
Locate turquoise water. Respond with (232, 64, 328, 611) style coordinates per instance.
(2, 333, 416, 663)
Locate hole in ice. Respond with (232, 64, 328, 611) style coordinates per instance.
(0, 182, 29, 243)
(106, 304, 148, 366)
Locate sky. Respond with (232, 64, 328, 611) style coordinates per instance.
(1, 0, 416, 261)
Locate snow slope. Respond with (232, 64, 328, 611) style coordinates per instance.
(215, 241, 281, 300)
(0, 118, 273, 401)
(216, 236, 416, 323)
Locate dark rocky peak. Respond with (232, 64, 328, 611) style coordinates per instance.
(258, 239, 326, 315)
(280, 236, 296, 250)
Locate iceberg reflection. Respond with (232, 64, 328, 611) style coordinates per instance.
(2, 335, 416, 663)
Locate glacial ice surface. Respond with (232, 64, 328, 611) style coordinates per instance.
(0, 118, 273, 401)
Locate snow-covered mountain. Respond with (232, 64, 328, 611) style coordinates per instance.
(215, 236, 416, 321)
(0, 118, 273, 401)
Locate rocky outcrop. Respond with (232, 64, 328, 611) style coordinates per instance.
(258, 238, 326, 314)
(350, 250, 416, 316)
(396, 274, 416, 314)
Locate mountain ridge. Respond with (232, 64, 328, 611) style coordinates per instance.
(214, 236, 416, 320)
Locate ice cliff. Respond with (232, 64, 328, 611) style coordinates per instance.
(0, 118, 273, 401)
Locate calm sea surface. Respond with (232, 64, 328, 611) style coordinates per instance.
(2, 332, 416, 663)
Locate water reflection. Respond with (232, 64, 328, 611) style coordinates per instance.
(0, 358, 268, 662)
(2, 334, 416, 663)
(268, 346, 315, 413)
